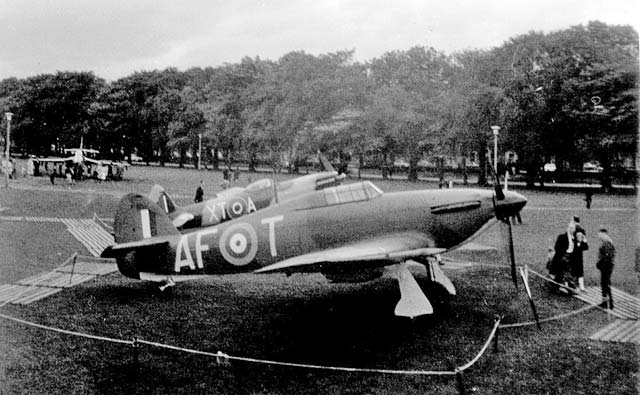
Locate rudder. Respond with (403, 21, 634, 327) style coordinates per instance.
(114, 193, 180, 244)
(148, 184, 177, 214)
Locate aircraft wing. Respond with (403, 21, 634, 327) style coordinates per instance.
(255, 232, 445, 274)
(34, 156, 74, 163)
(84, 157, 100, 164)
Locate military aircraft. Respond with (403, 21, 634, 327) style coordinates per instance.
(102, 181, 530, 319)
(33, 137, 127, 180)
(149, 171, 346, 231)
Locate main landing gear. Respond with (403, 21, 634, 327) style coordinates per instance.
(385, 259, 456, 319)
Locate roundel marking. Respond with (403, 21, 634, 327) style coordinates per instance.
(227, 197, 247, 219)
(219, 222, 258, 266)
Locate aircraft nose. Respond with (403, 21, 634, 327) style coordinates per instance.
(495, 190, 527, 220)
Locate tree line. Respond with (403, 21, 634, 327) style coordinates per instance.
(0, 21, 637, 188)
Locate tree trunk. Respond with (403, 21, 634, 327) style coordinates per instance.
(462, 157, 468, 186)
(600, 152, 612, 193)
(478, 142, 488, 186)
(525, 162, 536, 188)
(408, 157, 419, 182)
(179, 148, 185, 168)
(212, 148, 219, 171)
(249, 150, 257, 172)
(382, 152, 389, 179)
(436, 157, 445, 188)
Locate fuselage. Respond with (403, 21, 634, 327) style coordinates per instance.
(170, 171, 344, 231)
(120, 184, 518, 279)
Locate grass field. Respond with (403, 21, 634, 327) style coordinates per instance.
(0, 166, 638, 394)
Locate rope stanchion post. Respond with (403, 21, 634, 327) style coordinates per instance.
(216, 351, 230, 367)
(455, 368, 466, 395)
(69, 252, 78, 284)
(132, 337, 140, 375)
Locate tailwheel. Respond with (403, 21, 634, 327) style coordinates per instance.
(159, 276, 175, 292)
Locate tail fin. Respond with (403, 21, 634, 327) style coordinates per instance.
(317, 152, 335, 172)
(149, 184, 177, 214)
(113, 193, 180, 244)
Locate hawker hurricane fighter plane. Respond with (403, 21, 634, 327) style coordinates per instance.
(149, 171, 345, 231)
(103, 181, 528, 318)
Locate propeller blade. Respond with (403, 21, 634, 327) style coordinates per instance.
(506, 219, 517, 288)
(498, 219, 518, 288)
(520, 266, 541, 330)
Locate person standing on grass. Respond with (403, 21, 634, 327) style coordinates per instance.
(585, 183, 593, 209)
(194, 180, 204, 203)
(596, 228, 616, 309)
(550, 222, 576, 293)
(569, 216, 588, 291)
(571, 229, 588, 291)
(233, 166, 240, 183)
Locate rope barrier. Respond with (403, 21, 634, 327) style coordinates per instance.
(499, 266, 604, 329)
(0, 259, 607, 395)
(457, 318, 501, 372)
(499, 304, 598, 329)
(137, 338, 461, 376)
(527, 267, 574, 289)
(0, 308, 501, 377)
(0, 311, 133, 345)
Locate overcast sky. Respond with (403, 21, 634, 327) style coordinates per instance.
(0, 0, 638, 81)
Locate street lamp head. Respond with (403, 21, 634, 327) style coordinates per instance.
(491, 125, 500, 136)
(5, 112, 13, 121)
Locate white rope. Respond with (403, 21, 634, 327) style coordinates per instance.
(0, 308, 502, 377)
(457, 319, 501, 372)
(137, 338, 457, 376)
(0, 311, 133, 345)
(499, 304, 598, 329)
(499, 266, 603, 328)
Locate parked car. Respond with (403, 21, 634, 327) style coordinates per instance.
(583, 162, 603, 172)
(543, 163, 556, 172)
(393, 159, 410, 171)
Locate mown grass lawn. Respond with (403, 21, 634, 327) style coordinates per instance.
(0, 165, 637, 394)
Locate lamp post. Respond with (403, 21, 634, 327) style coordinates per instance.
(491, 125, 500, 174)
(197, 133, 202, 170)
(4, 112, 13, 187)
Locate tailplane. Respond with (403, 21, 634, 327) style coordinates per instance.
(102, 193, 179, 278)
(149, 184, 177, 214)
(318, 152, 335, 172)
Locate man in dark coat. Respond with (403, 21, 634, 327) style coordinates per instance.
(596, 229, 616, 309)
(550, 223, 576, 293)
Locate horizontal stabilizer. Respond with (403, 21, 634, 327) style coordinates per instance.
(101, 237, 171, 258)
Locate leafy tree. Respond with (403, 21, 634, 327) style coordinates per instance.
(495, 22, 638, 189)
(9, 72, 105, 156)
(365, 47, 452, 181)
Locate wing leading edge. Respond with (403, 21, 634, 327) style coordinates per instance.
(255, 232, 445, 274)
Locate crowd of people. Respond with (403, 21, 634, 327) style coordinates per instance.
(547, 215, 616, 309)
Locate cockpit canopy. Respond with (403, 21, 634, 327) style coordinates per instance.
(245, 178, 273, 192)
(294, 181, 383, 210)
